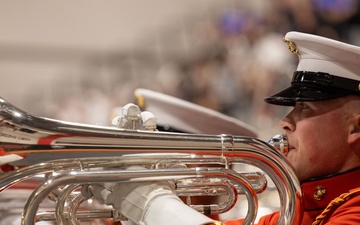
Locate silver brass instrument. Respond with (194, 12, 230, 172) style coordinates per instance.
(0, 97, 302, 225)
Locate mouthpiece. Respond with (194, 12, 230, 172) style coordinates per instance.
(268, 134, 289, 156)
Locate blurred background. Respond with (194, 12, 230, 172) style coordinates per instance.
(0, 0, 360, 223)
(1, 0, 360, 138)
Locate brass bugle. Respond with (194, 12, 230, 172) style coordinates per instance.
(0, 97, 302, 225)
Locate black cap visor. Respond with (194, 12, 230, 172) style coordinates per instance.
(265, 71, 360, 106)
(265, 85, 349, 106)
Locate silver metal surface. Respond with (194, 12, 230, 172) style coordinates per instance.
(0, 96, 302, 225)
(268, 134, 289, 156)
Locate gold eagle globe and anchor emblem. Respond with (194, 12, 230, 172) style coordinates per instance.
(314, 185, 327, 201)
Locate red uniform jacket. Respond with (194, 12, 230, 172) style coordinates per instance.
(224, 167, 360, 225)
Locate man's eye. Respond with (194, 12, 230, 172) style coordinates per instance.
(300, 102, 309, 109)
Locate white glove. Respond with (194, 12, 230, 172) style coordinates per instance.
(83, 180, 215, 225)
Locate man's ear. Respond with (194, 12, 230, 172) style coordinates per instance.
(349, 114, 360, 144)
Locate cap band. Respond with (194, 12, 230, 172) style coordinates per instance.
(292, 71, 360, 94)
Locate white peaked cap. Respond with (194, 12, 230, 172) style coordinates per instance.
(134, 88, 258, 137)
(289, 31, 360, 80)
(265, 31, 360, 106)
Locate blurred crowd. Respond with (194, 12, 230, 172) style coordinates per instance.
(46, 0, 360, 139)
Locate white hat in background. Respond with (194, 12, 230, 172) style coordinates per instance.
(134, 88, 258, 137)
(265, 31, 360, 106)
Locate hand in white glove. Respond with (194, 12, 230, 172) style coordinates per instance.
(83, 179, 215, 225)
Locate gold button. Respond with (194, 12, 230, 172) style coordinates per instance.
(213, 222, 223, 225)
(314, 185, 326, 200)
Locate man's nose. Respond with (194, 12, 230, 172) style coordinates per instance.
(279, 116, 295, 132)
